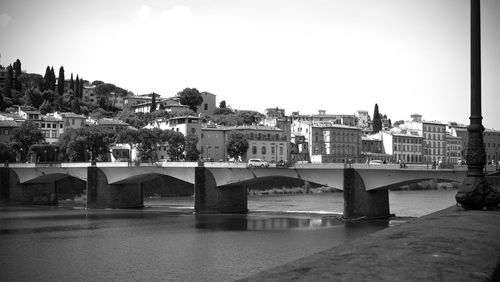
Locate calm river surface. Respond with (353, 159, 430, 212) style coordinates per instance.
(0, 189, 457, 281)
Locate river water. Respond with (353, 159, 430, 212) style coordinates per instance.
(0, 189, 457, 281)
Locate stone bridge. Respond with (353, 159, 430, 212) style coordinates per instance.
(0, 163, 467, 219)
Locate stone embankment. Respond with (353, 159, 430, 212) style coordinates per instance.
(241, 206, 500, 281)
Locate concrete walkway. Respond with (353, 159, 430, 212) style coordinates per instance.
(241, 206, 500, 281)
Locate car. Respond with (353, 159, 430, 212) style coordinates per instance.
(369, 160, 383, 165)
(247, 158, 269, 168)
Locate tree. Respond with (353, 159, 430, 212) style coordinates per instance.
(225, 131, 249, 161)
(393, 120, 405, 127)
(372, 103, 382, 133)
(75, 75, 80, 98)
(150, 92, 156, 112)
(136, 128, 159, 162)
(177, 88, 203, 112)
(184, 134, 199, 161)
(13, 59, 22, 91)
(10, 121, 45, 161)
(24, 88, 44, 108)
(39, 100, 52, 114)
(237, 110, 264, 125)
(58, 126, 117, 162)
(57, 66, 65, 96)
(49, 67, 56, 91)
(116, 128, 140, 160)
(3, 65, 13, 98)
(219, 100, 226, 108)
(17, 73, 43, 90)
(70, 73, 74, 91)
(79, 77, 84, 99)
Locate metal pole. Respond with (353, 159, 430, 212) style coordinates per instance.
(456, 0, 500, 209)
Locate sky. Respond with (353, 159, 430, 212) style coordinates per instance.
(1, 0, 499, 129)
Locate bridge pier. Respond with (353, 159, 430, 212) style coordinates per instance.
(195, 166, 248, 213)
(343, 168, 390, 220)
(0, 167, 57, 205)
(87, 167, 144, 209)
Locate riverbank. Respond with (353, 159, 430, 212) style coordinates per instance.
(240, 206, 500, 281)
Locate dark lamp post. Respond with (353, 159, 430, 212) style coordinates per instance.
(456, 0, 500, 209)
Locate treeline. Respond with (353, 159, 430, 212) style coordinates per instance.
(0, 59, 132, 117)
(0, 121, 195, 163)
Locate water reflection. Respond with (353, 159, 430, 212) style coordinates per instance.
(195, 214, 346, 231)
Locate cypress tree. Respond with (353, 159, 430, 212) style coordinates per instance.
(79, 78, 84, 99)
(4, 65, 13, 98)
(150, 92, 156, 112)
(13, 59, 22, 91)
(373, 103, 382, 133)
(70, 73, 74, 91)
(75, 75, 80, 98)
(49, 67, 56, 91)
(42, 66, 51, 91)
(57, 66, 65, 96)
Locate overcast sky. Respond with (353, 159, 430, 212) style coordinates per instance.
(1, 0, 499, 128)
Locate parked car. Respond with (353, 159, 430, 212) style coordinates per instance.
(247, 158, 269, 168)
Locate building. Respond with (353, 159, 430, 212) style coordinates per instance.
(0, 120, 20, 143)
(356, 110, 370, 129)
(198, 92, 216, 116)
(422, 121, 447, 164)
(361, 132, 393, 163)
(292, 119, 362, 163)
(39, 116, 64, 144)
(200, 124, 288, 163)
(445, 134, 463, 165)
(53, 112, 87, 130)
(82, 85, 97, 105)
(392, 133, 423, 164)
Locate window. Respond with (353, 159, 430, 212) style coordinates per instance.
(271, 146, 275, 155)
(72, 119, 75, 125)
(52, 124, 56, 128)
(191, 128, 196, 134)
(279, 147, 283, 155)
(204, 104, 208, 111)
(252, 146, 257, 154)
(262, 146, 266, 154)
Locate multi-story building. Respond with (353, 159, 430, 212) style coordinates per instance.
(445, 134, 462, 165)
(422, 121, 446, 164)
(96, 118, 130, 131)
(292, 119, 362, 163)
(392, 133, 423, 164)
(483, 129, 500, 166)
(200, 124, 288, 162)
(53, 112, 87, 130)
(39, 116, 64, 144)
(356, 110, 370, 129)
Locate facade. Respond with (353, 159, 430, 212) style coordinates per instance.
(445, 134, 462, 165)
(198, 92, 216, 116)
(422, 121, 447, 164)
(356, 110, 370, 129)
(483, 129, 500, 166)
(54, 112, 87, 130)
(200, 124, 288, 163)
(361, 132, 393, 163)
(292, 119, 362, 163)
(392, 133, 423, 164)
(39, 116, 64, 144)
(82, 85, 97, 105)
